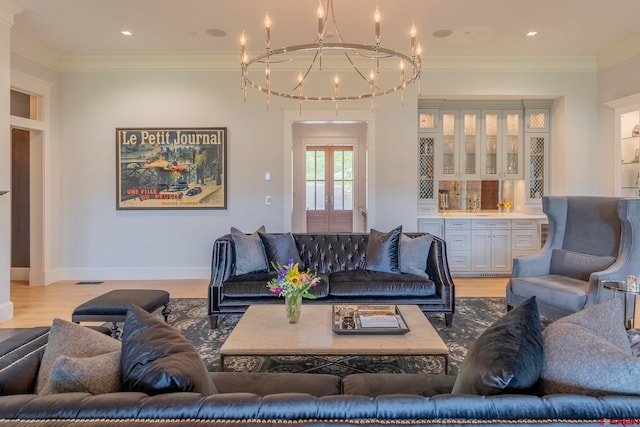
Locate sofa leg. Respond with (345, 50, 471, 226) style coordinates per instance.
(444, 313, 453, 327)
(209, 315, 218, 329)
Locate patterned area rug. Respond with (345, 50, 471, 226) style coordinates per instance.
(164, 298, 511, 376)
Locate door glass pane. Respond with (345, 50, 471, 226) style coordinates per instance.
(333, 149, 353, 211)
(485, 113, 498, 175)
(506, 113, 519, 174)
(442, 113, 455, 175)
(305, 150, 325, 210)
(464, 113, 476, 174)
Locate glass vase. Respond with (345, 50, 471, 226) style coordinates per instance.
(285, 294, 302, 323)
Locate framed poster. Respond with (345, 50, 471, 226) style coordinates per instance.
(116, 127, 227, 210)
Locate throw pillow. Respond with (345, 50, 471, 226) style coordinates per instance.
(451, 297, 543, 395)
(548, 249, 616, 281)
(120, 304, 217, 396)
(551, 297, 631, 352)
(541, 298, 640, 396)
(36, 318, 122, 395)
(258, 232, 302, 269)
(47, 351, 122, 394)
(363, 226, 402, 273)
(231, 226, 268, 275)
(399, 233, 432, 278)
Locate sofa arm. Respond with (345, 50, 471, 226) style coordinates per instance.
(0, 327, 50, 395)
(426, 236, 455, 302)
(209, 234, 234, 288)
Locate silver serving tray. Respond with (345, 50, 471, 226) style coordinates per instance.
(332, 304, 410, 335)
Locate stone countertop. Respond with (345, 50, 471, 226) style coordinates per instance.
(418, 211, 547, 220)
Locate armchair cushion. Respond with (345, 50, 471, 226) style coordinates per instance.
(510, 275, 589, 314)
(549, 249, 616, 281)
(363, 226, 402, 273)
(230, 226, 268, 275)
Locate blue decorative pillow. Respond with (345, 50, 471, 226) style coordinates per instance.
(363, 226, 402, 273)
(452, 297, 543, 395)
(258, 232, 302, 269)
(231, 226, 268, 275)
(399, 233, 432, 278)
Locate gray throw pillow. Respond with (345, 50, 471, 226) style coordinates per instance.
(36, 318, 121, 395)
(549, 249, 616, 281)
(452, 297, 543, 395)
(399, 233, 432, 278)
(363, 226, 402, 273)
(542, 324, 640, 395)
(231, 226, 268, 275)
(541, 298, 640, 396)
(258, 232, 302, 269)
(47, 351, 122, 394)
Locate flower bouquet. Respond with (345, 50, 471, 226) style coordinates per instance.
(267, 258, 320, 323)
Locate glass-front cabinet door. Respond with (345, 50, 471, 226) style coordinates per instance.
(440, 110, 479, 179)
(481, 110, 523, 179)
(502, 110, 523, 179)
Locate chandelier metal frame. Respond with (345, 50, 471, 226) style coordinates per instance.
(240, 0, 422, 108)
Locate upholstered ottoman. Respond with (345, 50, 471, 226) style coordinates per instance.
(72, 289, 171, 338)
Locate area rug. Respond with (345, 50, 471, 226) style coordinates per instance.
(163, 297, 512, 376)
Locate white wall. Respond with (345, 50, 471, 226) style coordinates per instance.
(7, 56, 602, 282)
(0, 18, 12, 321)
(598, 54, 640, 194)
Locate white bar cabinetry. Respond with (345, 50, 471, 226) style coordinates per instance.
(430, 216, 542, 277)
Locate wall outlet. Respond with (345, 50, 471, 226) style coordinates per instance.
(265, 195, 272, 205)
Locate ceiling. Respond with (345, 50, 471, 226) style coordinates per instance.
(7, 0, 640, 68)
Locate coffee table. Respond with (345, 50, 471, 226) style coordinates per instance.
(219, 304, 449, 373)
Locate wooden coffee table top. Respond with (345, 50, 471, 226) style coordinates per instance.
(220, 304, 448, 357)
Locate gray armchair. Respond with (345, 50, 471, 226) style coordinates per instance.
(506, 196, 640, 321)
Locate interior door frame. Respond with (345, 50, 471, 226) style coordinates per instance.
(285, 109, 374, 233)
(302, 142, 356, 233)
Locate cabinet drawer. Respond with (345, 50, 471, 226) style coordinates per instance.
(418, 219, 444, 238)
(512, 230, 540, 251)
(445, 219, 471, 230)
(447, 251, 471, 271)
(471, 219, 510, 230)
(511, 219, 538, 230)
(445, 231, 471, 251)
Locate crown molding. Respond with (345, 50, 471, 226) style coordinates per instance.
(597, 33, 640, 71)
(10, 36, 598, 74)
(0, 0, 22, 28)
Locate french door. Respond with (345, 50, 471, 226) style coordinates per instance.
(305, 146, 353, 232)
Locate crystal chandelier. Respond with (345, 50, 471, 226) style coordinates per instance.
(240, 0, 422, 112)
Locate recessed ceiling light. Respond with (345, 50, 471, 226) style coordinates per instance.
(432, 29, 453, 38)
(206, 28, 227, 38)
(121, 30, 133, 36)
(526, 31, 538, 37)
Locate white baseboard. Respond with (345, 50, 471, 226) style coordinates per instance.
(0, 300, 14, 323)
(55, 266, 211, 282)
(10, 267, 29, 281)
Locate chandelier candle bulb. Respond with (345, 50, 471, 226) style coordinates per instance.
(317, 4, 325, 37)
(264, 13, 271, 49)
(374, 6, 381, 41)
(411, 23, 417, 54)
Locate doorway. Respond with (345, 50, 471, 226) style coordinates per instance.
(291, 122, 367, 233)
(305, 145, 353, 232)
(11, 129, 30, 274)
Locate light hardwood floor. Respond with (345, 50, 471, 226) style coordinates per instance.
(1, 277, 509, 329)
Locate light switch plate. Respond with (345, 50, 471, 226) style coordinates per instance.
(265, 172, 271, 181)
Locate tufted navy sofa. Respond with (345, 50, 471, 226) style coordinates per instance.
(207, 232, 455, 328)
(1, 327, 639, 425)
